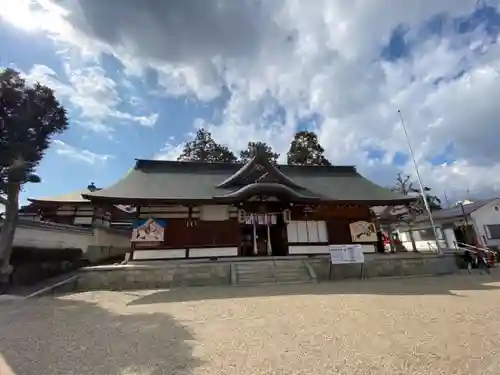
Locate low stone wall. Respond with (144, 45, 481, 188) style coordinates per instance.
(76, 262, 231, 291)
(308, 253, 458, 281)
(74, 253, 458, 291)
(85, 245, 130, 264)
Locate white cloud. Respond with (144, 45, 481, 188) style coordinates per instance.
(22, 63, 158, 135)
(154, 141, 184, 161)
(4, 0, 500, 201)
(52, 140, 112, 164)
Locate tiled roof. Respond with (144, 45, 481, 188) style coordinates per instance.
(82, 158, 412, 205)
(414, 198, 499, 222)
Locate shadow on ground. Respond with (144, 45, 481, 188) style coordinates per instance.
(0, 297, 203, 375)
(128, 271, 500, 305)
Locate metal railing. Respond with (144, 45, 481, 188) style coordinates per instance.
(455, 241, 496, 254)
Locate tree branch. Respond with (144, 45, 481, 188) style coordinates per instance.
(0, 195, 7, 206)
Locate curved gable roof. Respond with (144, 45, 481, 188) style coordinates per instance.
(216, 153, 304, 190)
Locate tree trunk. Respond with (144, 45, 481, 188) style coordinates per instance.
(408, 223, 418, 252)
(0, 182, 20, 288)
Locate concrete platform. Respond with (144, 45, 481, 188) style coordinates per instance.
(72, 253, 458, 292)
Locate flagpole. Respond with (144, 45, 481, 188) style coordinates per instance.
(397, 110, 442, 255)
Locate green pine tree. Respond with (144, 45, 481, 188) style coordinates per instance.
(239, 141, 279, 163)
(0, 68, 69, 284)
(286, 131, 331, 166)
(177, 129, 237, 163)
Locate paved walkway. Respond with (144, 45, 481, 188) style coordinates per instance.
(1, 271, 500, 374)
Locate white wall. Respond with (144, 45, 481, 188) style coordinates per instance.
(6, 221, 131, 263)
(444, 228, 456, 249)
(12, 223, 93, 251)
(397, 227, 447, 252)
(470, 198, 500, 247)
(93, 227, 130, 247)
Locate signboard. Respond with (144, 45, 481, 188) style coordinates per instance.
(349, 220, 377, 243)
(131, 218, 166, 242)
(329, 244, 364, 264)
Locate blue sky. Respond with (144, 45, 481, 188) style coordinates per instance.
(2, 0, 500, 205)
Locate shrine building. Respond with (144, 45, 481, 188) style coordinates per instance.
(20, 183, 134, 229)
(81, 150, 413, 261)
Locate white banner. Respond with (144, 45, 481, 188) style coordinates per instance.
(244, 213, 277, 225)
(329, 244, 364, 264)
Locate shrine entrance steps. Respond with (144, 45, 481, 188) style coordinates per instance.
(232, 259, 317, 286)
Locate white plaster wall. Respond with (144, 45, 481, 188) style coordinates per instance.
(444, 228, 456, 249)
(133, 249, 186, 260)
(9, 223, 131, 263)
(397, 226, 447, 251)
(470, 198, 500, 247)
(289, 244, 376, 255)
(93, 227, 130, 247)
(12, 225, 93, 251)
(289, 245, 330, 254)
(189, 247, 238, 258)
(401, 240, 441, 252)
(200, 205, 229, 221)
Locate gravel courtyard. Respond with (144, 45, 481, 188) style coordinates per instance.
(1, 272, 500, 375)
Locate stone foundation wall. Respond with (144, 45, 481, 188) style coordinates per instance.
(308, 253, 458, 281)
(76, 262, 231, 291)
(75, 253, 458, 291)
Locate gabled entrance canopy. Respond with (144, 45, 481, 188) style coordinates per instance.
(213, 147, 319, 203)
(217, 149, 305, 190)
(213, 182, 321, 203)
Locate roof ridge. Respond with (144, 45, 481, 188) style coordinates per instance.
(135, 158, 357, 172)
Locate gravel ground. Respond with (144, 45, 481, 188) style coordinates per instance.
(2, 271, 500, 375)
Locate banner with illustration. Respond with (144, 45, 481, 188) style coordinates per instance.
(349, 220, 377, 242)
(131, 218, 167, 242)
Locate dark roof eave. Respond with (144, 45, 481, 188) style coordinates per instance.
(82, 194, 415, 206)
(27, 198, 90, 206)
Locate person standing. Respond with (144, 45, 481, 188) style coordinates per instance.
(463, 250, 473, 274)
(477, 251, 491, 275)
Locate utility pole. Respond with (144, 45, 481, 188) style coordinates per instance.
(459, 202, 471, 245)
(444, 193, 451, 209)
(397, 110, 442, 255)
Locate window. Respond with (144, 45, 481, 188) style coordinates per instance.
(485, 224, 500, 240)
(398, 232, 409, 242)
(287, 221, 328, 243)
(416, 228, 435, 241)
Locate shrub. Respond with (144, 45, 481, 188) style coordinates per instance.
(10, 246, 83, 264)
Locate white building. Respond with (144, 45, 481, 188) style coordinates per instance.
(396, 198, 500, 252)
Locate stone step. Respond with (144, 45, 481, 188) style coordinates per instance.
(273, 267, 308, 274)
(236, 270, 275, 276)
(238, 278, 277, 284)
(274, 272, 310, 279)
(238, 280, 278, 286)
(234, 260, 314, 286)
(275, 275, 310, 281)
(237, 273, 274, 278)
(236, 267, 274, 273)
